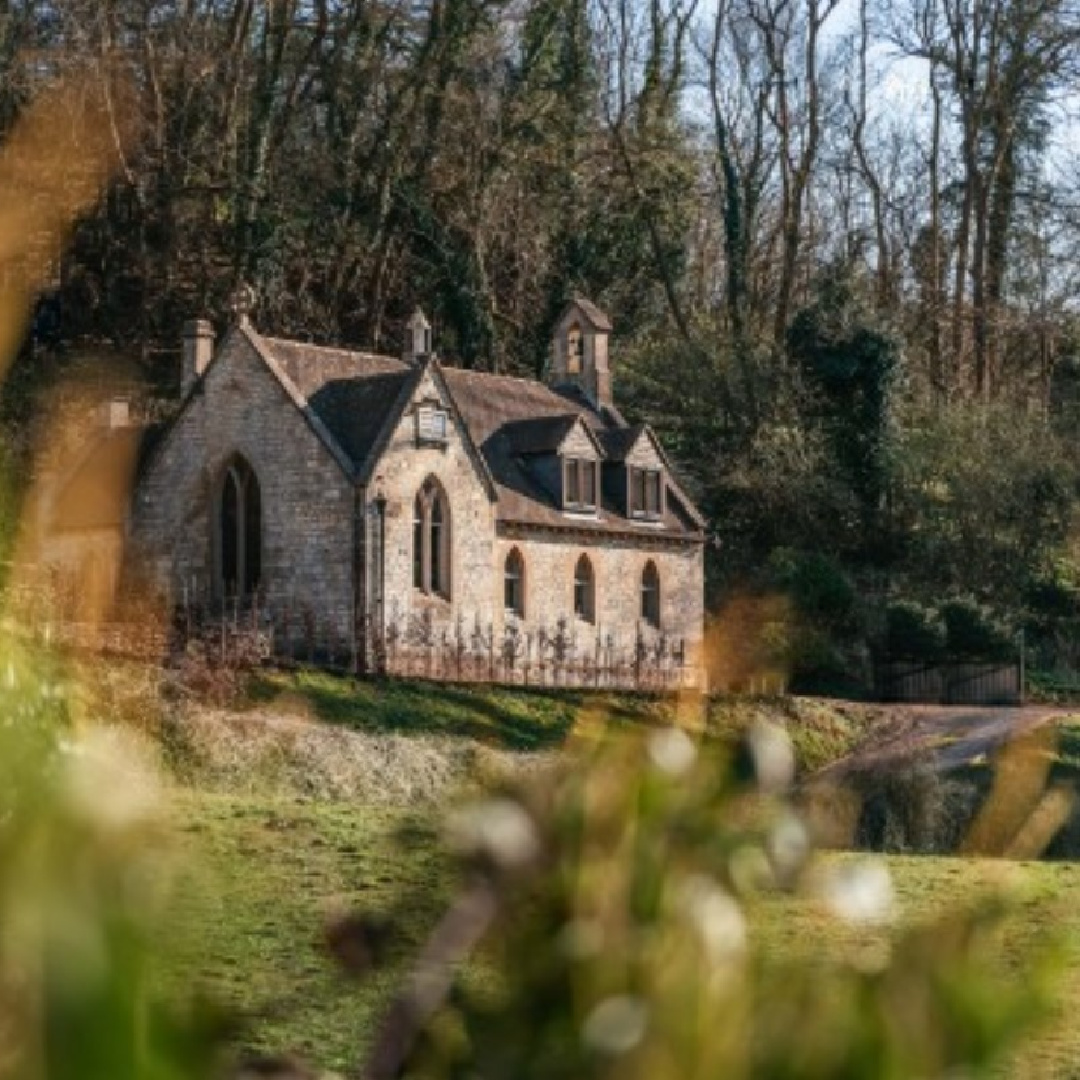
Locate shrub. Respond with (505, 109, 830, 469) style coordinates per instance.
(349, 726, 1059, 1080)
(884, 600, 946, 660)
(766, 548, 858, 635)
(941, 597, 1014, 660)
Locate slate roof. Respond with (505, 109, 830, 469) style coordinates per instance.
(496, 415, 582, 456)
(227, 328, 702, 539)
(597, 424, 646, 462)
(260, 338, 417, 475)
(570, 295, 613, 331)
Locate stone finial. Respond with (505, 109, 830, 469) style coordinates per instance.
(230, 283, 257, 325)
(404, 307, 433, 363)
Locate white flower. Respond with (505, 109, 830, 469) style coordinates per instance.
(747, 720, 796, 792)
(768, 813, 810, 877)
(679, 874, 747, 960)
(583, 995, 648, 1055)
(64, 727, 161, 831)
(647, 726, 696, 776)
(821, 860, 895, 925)
(447, 798, 539, 868)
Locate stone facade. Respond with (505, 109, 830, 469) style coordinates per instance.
(131, 326, 356, 638)
(367, 365, 497, 637)
(129, 297, 707, 680)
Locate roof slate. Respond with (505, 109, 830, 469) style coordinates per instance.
(570, 295, 613, 331)
(498, 414, 582, 456)
(248, 334, 701, 539)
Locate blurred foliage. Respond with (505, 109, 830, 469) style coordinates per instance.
(0, 628, 221, 1080)
(332, 724, 1065, 1080)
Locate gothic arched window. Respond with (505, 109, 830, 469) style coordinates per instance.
(573, 554, 594, 623)
(218, 454, 261, 599)
(504, 548, 525, 616)
(413, 477, 451, 597)
(641, 560, 660, 628)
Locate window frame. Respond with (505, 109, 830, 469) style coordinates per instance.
(641, 560, 661, 628)
(412, 477, 451, 598)
(629, 466, 664, 520)
(415, 402, 449, 446)
(573, 554, 595, 623)
(563, 457, 598, 512)
(217, 454, 262, 601)
(566, 324, 584, 375)
(504, 548, 525, 617)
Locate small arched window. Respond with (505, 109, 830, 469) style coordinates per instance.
(413, 495, 424, 589)
(413, 477, 451, 597)
(567, 324, 583, 374)
(641, 560, 660, 628)
(573, 554, 595, 623)
(218, 454, 262, 600)
(504, 548, 525, 616)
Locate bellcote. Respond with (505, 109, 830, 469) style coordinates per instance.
(404, 308, 433, 364)
(549, 297, 613, 408)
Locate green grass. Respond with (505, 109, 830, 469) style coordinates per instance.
(164, 787, 1080, 1078)
(244, 670, 675, 750)
(243, 669, 873, 773)
(165, 790, 451, 1072)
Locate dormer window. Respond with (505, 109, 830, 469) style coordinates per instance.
(567, 324, 583, 374)
(564, 457, 598, 511)
(416, 403, 448, 445)
(629, 467, 663, 519)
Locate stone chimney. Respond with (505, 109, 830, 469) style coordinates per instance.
(403, 308, 433, 365)
(100, 399, 131, 430)
(181, 319, 215, 396)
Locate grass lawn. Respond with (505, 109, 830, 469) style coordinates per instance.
(243, 668, 876, 770)
(166, 787, 1080, 1078)
(166, 790, 452, 1073)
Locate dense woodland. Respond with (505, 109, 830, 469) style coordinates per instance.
(5, 0, 1080, 685)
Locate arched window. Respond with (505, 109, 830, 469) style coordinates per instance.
(573, 554, 594, 623)
(566, 324, 583, 374)
(413, 495, 424, 589)
(218, 455, 261, 599)
(504, 548, 525, 616)
(413, 477, 451, 597)
(641, 560, 660, 628)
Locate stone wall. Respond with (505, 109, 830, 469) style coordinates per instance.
(130, 333, 705, 675)
(494, 529, 704, 657)
(371, 365, 498, 636)
(130, 328, 357, 638)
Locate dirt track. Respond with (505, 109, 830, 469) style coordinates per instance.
(816, 703, 1079, 780)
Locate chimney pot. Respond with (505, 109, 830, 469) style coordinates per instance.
(182, 319, 215, 396)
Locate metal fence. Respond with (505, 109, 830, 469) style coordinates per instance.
(874, 659, 1022, 705)
(5, 582, 702, 692)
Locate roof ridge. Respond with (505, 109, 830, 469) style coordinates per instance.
(442, 366, 548, 387)
(261, 336, 404, 366)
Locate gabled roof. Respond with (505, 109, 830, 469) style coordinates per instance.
(568, 295, 613, 332)
(146, 317, 704, 540)
(260, 337, 414, 473)
(597, 424, 646, 462)
(499, 414, 604, 458)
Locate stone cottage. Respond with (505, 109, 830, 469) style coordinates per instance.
(130, 290, 706, 681)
